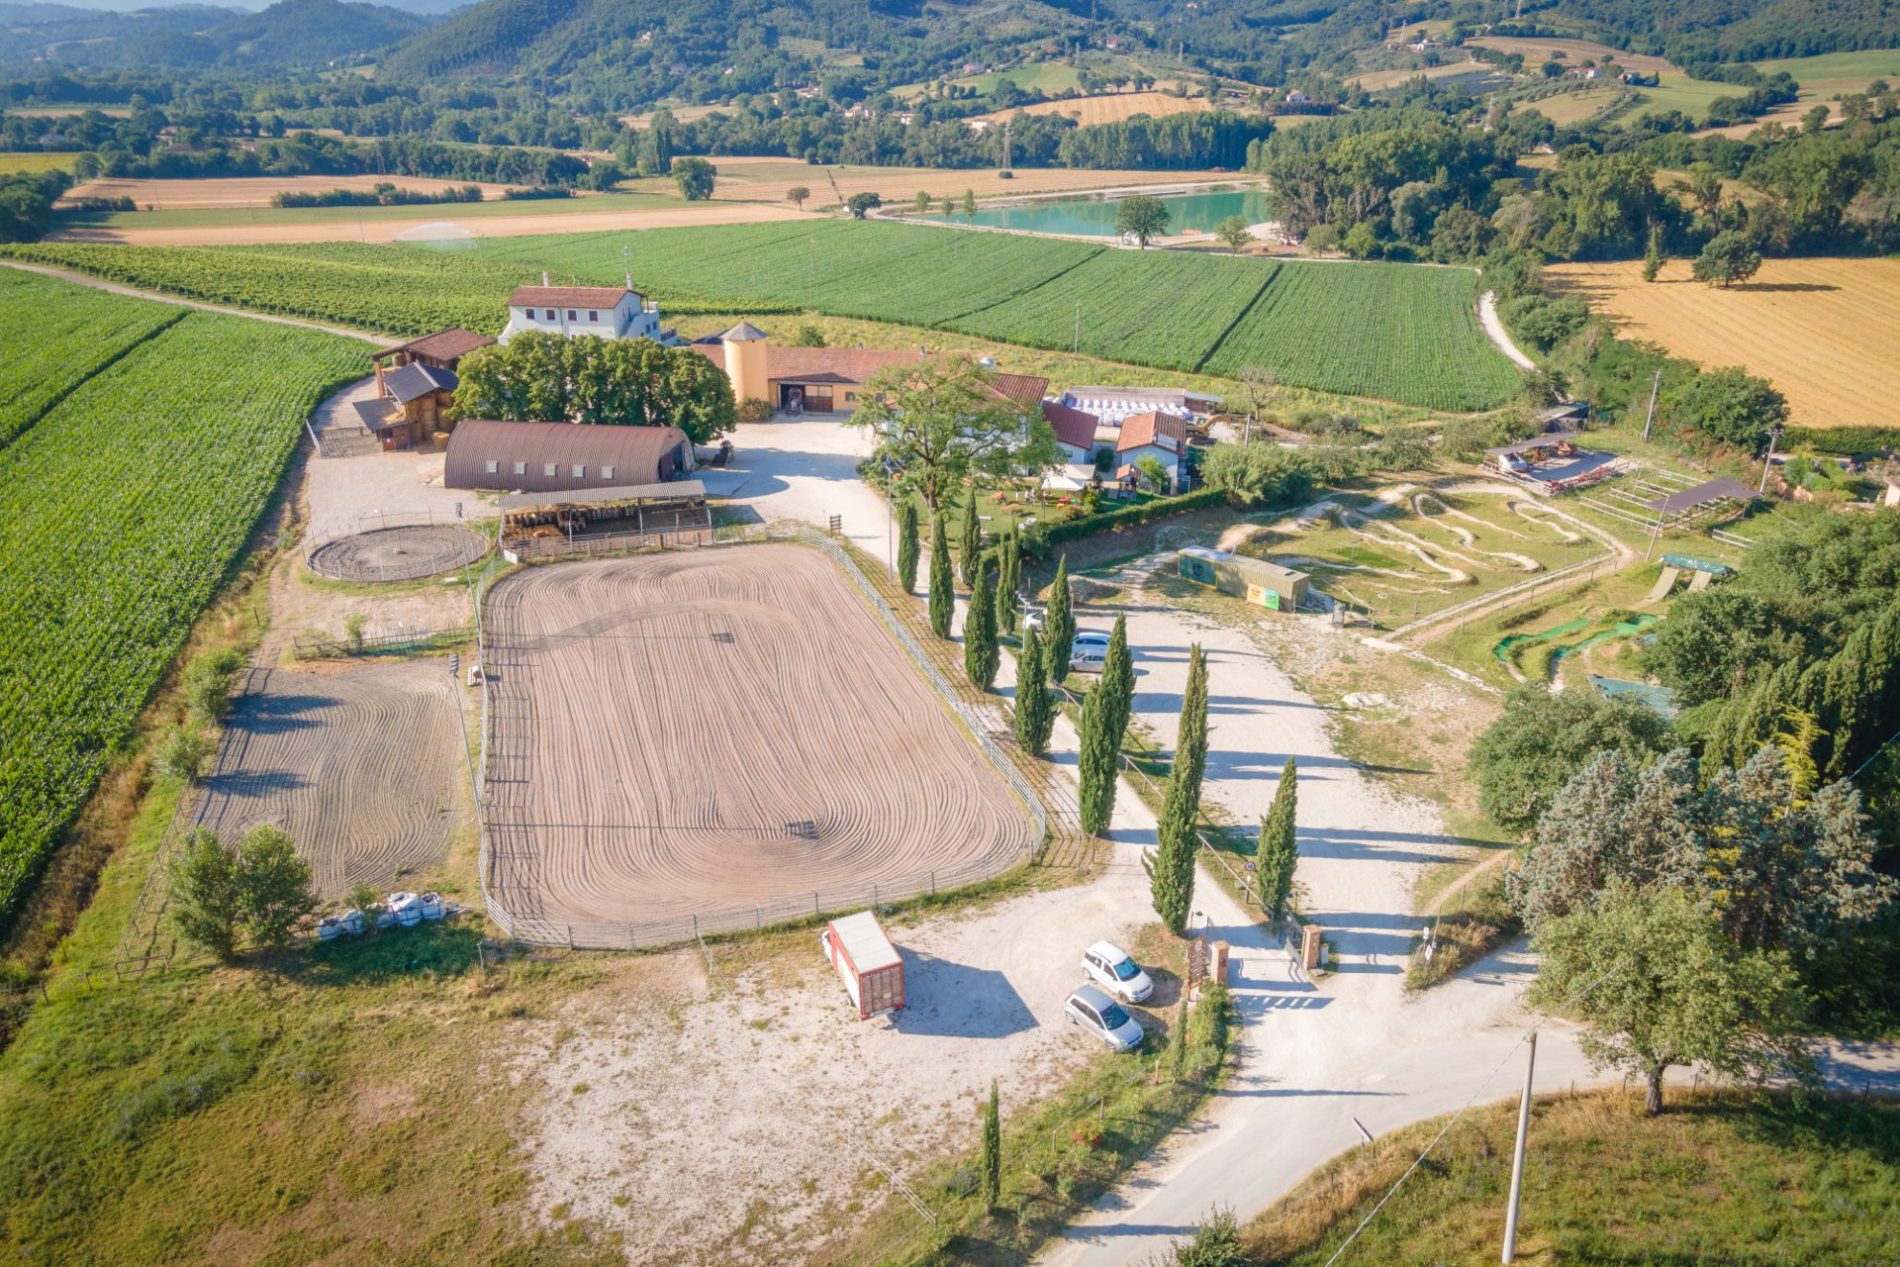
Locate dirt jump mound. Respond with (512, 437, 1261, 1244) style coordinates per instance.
(481, 544, 1039, 941)
(308, 524, 488, 582)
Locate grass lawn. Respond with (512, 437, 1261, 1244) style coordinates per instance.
(1244, 1089, 1900, 1265)
(1751, 48, 1900, 96)
(1624, 73, 1747, 126)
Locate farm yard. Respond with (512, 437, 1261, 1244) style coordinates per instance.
(4, 220, 1523, 409)
(0, 271, 363, 920)
(192, 662, 466, 896)
(1549, 256, 1900, 429)
(480, 546, 1039, 938)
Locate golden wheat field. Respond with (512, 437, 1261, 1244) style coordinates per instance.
(975, 91, 1219, 126)
(1549, 257, 1900, 429)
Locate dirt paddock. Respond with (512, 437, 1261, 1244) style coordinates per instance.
(307, 524, 490, 582)
(194, 662, 464, 895)
(480, 544, 1038, 933)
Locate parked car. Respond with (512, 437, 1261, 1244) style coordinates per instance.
(1069, 628, 1112, 673)
(1081, 940, 1154, 1003)
(1065, 983, 1145, 1052)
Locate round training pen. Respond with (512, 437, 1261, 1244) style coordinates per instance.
(307, 524, 490, 583)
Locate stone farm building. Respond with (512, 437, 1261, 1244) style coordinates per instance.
(696, 322, 1047, 417)
(444, 420, 694, 493)
(501, 278, 673, 344)
(356, 327, 494, 450)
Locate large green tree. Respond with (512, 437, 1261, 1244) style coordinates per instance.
(848, 358, 1054, 511)
(451, 331, 735, 442)
(928, 512, 954, 639)
(1258, 757, 1298, 920)
(1148, 645, 1208, 935)
(965, 560, 999, 690)
(1663, 366, 1787, 453)
(996, 532, 1020, 636)
(958, 491, 983, 586)
(672, 156, 716, 200)
(1468, 684, 1671, 835)
(1530, 885, 1812, 1114)
(1101, 616, 1134, 745)
(1116, 194, 1171, 248)
(236, 824, 317, 950)
(1078, 681, 1121, 836)
(170, 828, 243, 962)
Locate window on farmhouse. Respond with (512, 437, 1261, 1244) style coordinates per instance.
(544, 309, 555, 321)
(484, 460, 498, 474)
(589, 311, 599, 323)
(567, 310, 577, 322)
(544, 463, 557, 477)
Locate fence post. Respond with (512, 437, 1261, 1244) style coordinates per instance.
(756, 905, 762, 930)
(930, 871, 936, 896)
(692, 912, 699, 939)
(567, 924, 575, 950)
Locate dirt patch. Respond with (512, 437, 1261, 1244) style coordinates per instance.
(308, 524, 489, 582)
(192, 660, 466, 896)
(481, 545, 1039, 933)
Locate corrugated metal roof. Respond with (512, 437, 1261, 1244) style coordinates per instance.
(1643, 477, 1756, 515)
(444, 420, 691, 493)
(497, 480, 706, 509)
(829, 911, 900, 972)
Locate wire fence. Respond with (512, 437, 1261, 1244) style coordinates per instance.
(472, 522, 1049, 950)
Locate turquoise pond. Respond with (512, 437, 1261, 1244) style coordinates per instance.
(915, 187, 1272, 237)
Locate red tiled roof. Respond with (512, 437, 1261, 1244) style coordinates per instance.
(1041, 400, 1100, 451)
(372, 327, 495, 362)
(1117, 410, 1188, 452)
(508, 285, 633, 309)
(989, 371, 1050, 409)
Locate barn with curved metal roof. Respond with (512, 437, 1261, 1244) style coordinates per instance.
(443, 421, 693, 493)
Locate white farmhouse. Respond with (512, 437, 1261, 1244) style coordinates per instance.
(501, 274, 671, 344)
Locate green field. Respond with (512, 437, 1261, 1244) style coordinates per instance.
(0, 270, 184, 447)
(0, 270, 363, 922)
(1247, 1089, 1900, 1265)
(0, 151, 74, 174)
(1752, 48, 1900, 96)
(3, 221, 1522, 409)
(54, 189, 690, 231)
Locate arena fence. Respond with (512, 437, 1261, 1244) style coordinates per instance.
(471, 523, 1049, 950)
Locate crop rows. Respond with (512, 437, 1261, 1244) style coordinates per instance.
(1201, 260, 1522, 411)
(947, 250, 1278, 372)
(0, 290, 363, 919)
(0, 269, 183, 448)
(2, 223, 1521, 409)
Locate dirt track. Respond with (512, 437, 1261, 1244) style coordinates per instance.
(194, 662, 463, 895)
(481, 545, 1037, 929)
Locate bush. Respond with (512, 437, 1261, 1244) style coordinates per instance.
(1199, 443, 1314, 506)
(1499, 292, 1590, 352)
(736, 397, 774, 423)
(1664, 366, 1787, 453)
(1799, 426, 1900, 456)
(156, 727, 211, 785)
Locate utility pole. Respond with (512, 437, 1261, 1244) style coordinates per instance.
(1640, 369, 1661, 440)
(1759, 425, 1783, 494)
(1501, 1031, 1537, 1263)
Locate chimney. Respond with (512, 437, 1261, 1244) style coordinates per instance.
(541, 271, 550, 286)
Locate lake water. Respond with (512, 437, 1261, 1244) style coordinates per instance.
(916, 187, 1272, 238)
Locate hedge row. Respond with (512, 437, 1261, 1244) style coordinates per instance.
(1795, 426, 1900, 457)
(1024, 487, 1229, 555)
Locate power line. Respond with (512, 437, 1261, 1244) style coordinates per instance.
(1319, 957, 1628, 1267)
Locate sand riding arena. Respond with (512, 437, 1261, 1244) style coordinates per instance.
(479, 543, 1041, 944)
(307, 524, 490, 583)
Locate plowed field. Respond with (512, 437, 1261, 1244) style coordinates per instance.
(481, 545, 1037, 930)
(1549, 257, 1900, 429)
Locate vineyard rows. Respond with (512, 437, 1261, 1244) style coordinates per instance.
(3, 223, 1521, 409)
(0, 269, 183, 448)
(0, 285, 363, 919)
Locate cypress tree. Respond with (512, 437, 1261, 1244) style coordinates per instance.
(1077, 681, 1120, 835)
(1101, 615, 1133, 746)
(982, 1078, 1002, 1208)
(997, 532, 1020, 636)
(959, 489, 983, 585)
(928, 512, 954, 639)
(896, 496, 920, 594)
(1014, 626, 1054, 757)
(1258, 756, 1298, 920)
(966, 559, 999, 689)
(1148, 644, 1208, 935)
(1043, 554, 1074, 686)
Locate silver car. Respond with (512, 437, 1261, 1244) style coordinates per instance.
(1082, 940, 1154, 1004)
(1065, 983, 1145, 1052)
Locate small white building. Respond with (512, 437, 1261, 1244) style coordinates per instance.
(501, 275, 668, 344)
